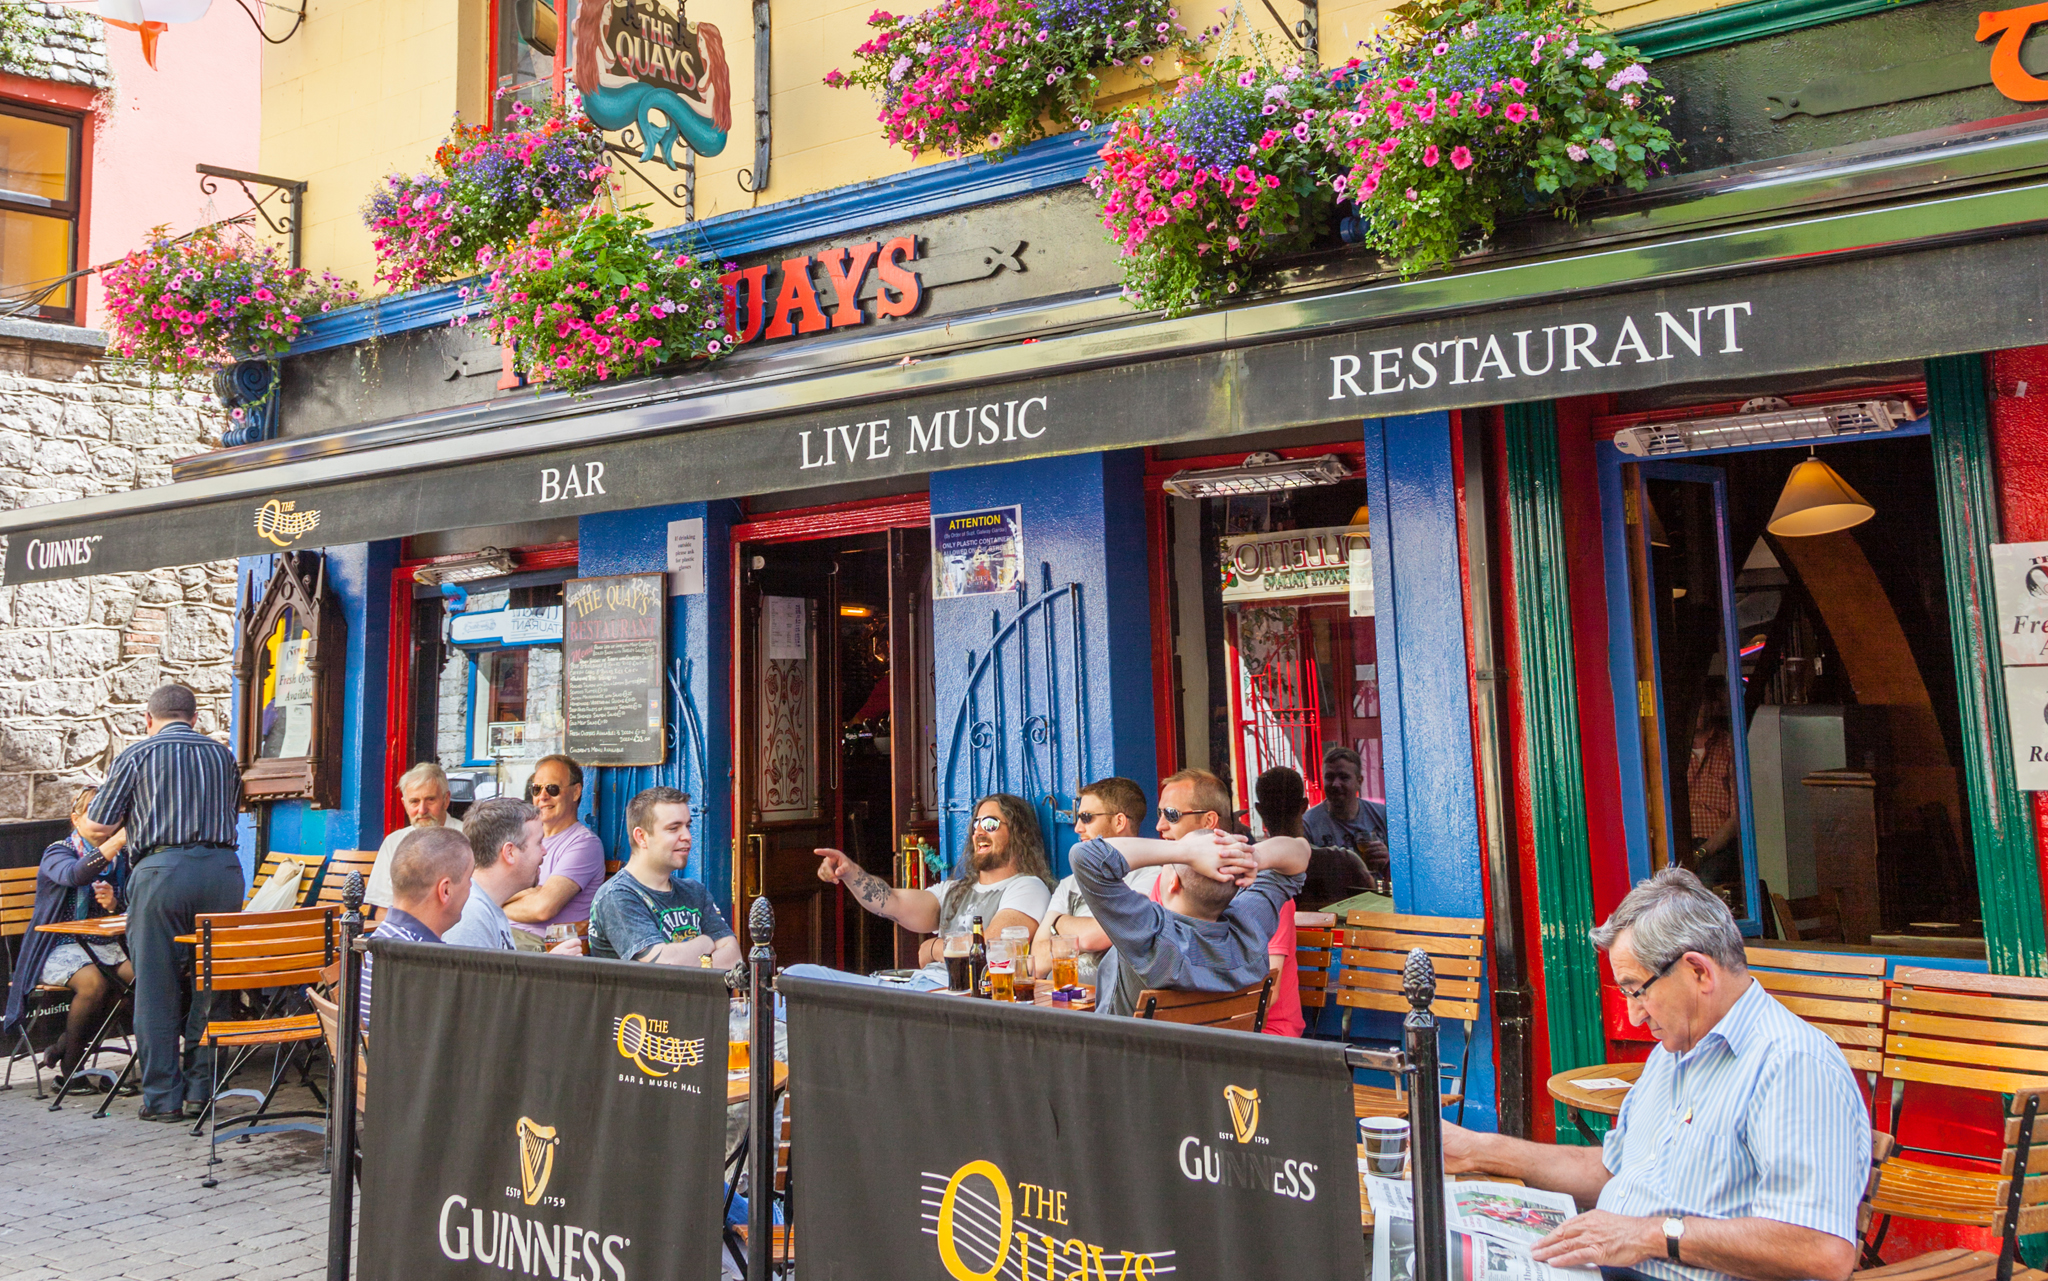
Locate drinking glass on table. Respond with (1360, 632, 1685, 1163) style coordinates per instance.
(1049, 935, 1081, 991)
(942, 931, 972, 992)
(728, 997, 751, 1072)
(986, 940, 1016, 1002)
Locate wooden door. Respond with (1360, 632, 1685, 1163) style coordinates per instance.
(736, 551, 837, 967)
(887, 529, 939, 967)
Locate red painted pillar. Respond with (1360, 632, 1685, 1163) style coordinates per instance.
(1988, 346, 2048, 935)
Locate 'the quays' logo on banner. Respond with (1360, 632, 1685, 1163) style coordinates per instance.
(1176, 1081, 1322, 1203)
(612, 1011, 707, 1093)
(516, 1117, 559, 1207)
(919, 1159, 1177, 1281)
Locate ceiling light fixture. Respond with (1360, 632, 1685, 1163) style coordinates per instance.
(412, 547, 515, 586)
(839, 604, 873, 617)
(1612, 398, 1916, 458)
(1161, 452, 1353, 499)
(1766, 454, 1876, 537)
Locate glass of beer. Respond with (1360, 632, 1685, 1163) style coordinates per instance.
(728, 997, 750, 1073)
(942, 932, 972, 992)
(1000, 925, 1031, 975)
(1050, 935, 1081, 991)
(986, 940, 1016, 1002)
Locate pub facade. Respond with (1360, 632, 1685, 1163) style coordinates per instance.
(4, 0, 2048, 1182)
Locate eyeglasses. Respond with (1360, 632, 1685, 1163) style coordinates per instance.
(1158, 806, 1218, 825)
(971, 815, 1004, 833)
(1614, 955, 1681, 1003)
(1072, 811, 1105, 826)
(528, 782, 564, 798)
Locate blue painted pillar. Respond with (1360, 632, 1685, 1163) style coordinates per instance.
(577, 502, 738, 919)
(928, 451, 1156, 876)
(1361, 411, 1496, 1130)
(264, 540, 399, 863)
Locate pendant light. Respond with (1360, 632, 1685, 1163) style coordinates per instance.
(1766, 450, 1875, 537)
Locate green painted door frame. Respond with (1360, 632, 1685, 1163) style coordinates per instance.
(1926, 354, 2048, 978)
(1503, 402, 1608, 1138)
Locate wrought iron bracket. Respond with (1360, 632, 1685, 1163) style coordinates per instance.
(736, 0, 771, 193)
(197, 165, 308, 268)
(606, 136, 696, 219)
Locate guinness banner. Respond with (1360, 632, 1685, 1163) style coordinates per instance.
(359, 942, 729, 1281)
(782, 976, 1366, 1280)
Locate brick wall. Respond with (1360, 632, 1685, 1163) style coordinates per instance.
(0, 320, 236, 822)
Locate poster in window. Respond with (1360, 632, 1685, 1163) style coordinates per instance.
(563, 573, 666, 766)
(931, 506, 1022, 599)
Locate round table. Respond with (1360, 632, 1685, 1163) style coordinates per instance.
(1545, 1061, 1643, 1143)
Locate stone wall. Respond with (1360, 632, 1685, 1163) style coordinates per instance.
(0, 320, 235, 822)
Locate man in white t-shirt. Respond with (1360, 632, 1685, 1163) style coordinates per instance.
(813, 792, 1053, 980)
(365, 762, 465, 910)
(1032, 777, 1159, 986)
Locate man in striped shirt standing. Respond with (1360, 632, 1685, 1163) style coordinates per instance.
(77, 684, 244, 1123)
(1441, 867, 1868, 1281)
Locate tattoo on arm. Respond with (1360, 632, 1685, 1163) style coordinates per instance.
(847, 867, 893, 912)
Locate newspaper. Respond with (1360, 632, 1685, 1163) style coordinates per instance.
(1367, 1177, 1600, 1281)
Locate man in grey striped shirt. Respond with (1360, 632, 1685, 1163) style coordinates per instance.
(1443, 867, 1867, 1281)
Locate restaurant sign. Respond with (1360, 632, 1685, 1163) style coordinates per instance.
(783, 976, 1365, 1281)
(360, 943, 728, 1281)
(1991, 540, 2048, 789)
(1221, 524, 1372, 614)
(573, 0, 731, 165)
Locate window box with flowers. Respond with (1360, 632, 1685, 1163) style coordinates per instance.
(825, 0, 1201, 158)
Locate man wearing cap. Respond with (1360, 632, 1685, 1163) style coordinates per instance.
(76, 684, 243, 1123)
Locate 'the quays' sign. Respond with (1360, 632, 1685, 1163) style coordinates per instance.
(573, 0, 731, 166)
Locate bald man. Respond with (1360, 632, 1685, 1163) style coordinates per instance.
(358, 825, 472, 1027)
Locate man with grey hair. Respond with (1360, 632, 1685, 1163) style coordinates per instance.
(1440, 867, 1866, 1281)
(366, 761, 465, 910)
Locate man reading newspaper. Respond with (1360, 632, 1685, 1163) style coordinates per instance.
(1440, 868, 1867, 1281)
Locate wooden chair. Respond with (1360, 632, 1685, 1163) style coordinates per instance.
(1135, 974, 1275, 1034)
(190, 905, 338, 1187)
(1859, 1092, 2048, 1280)
(1863, 969, 2048, 1254)
(726, 1093, 795, 1276)
(1297, 915, 1337, 1027)
(1746, 945, 1886, 1095)
(1772, 888, 1847, 943)
(313, 851, 379, 916)
(1337, 910, 1484, 1123)
(243, 851, 325, 910)
(0, 866, 60, 1094)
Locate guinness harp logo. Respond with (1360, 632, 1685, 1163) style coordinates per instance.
(1224, 1085, 1260, 1145)
(516, 1117, 559, 1206)
(613, 1011, 705, 1078)
(253, 499, 321, 548)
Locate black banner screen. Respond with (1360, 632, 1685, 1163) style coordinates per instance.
(784, 976, 1366, 1280)
(358, 942, 728, 1281)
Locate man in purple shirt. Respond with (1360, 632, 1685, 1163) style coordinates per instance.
(504, 755, 608, 951)
(359, 826, 471, 1026)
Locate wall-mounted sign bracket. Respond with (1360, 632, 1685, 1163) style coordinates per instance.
(607, 135, 697, 220)
(736, 0, 771, 194)
(196, 164, 308, 268)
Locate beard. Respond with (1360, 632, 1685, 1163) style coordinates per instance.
(411, 812, 440, 829)
(970, 840, 1011, 874)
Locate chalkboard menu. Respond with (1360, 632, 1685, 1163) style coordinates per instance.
(563, 573, 666, 765)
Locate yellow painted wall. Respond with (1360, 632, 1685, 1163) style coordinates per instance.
(266, 0, 1716, 290)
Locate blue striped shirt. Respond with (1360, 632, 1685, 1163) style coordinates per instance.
(359, 908, 443, 1029)
(1599, 977, 1869, 1281)
(87, 722, 239, 857)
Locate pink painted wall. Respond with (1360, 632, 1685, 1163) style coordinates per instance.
(82, 2, 263, 328)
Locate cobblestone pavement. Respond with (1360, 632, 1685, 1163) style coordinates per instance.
(0, 1064, 343, 1280)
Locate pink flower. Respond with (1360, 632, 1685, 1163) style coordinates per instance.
(1507, 77, 1528, 94)
(1503, 102, 1528, 123)
(1566, 143, 1588, 160)
(1422, 144, 1440, 166)
(1449, 146, 1472, 170)
(1377, 136, 1399, 156)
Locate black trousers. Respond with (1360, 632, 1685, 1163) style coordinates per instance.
(126, 845, 244, 1113)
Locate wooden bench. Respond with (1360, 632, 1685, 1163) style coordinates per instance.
(1746, 945, 1886, 1093)
(1335, 910, 1484, 1123)
(1860, 1092, 2048, 1280)
(0, 865, 65, 1096)
(313, 850, 379, 916)
(243, 851, 326, 910)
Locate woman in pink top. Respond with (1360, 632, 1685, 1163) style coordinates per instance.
(502, 754, 608, 950)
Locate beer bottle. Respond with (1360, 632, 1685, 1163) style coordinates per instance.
(969, 915, 988, 998)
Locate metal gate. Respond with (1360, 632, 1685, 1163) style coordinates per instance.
(940, 565, 1092, 874)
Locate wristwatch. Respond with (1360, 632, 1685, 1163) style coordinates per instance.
(1663, 1216, 1685, 1263)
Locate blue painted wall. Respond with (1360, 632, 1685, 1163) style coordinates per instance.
(1361, 411, 1497, 1132)
(928, 451, 1157, 877)
(263, 541, 399, 865)
(577, 503, 739, 921)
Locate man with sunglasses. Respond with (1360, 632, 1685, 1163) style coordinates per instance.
(503, 755, 608, 952)
(1030, 777, 1160, 987)
(1438, 867, 1865, 1281)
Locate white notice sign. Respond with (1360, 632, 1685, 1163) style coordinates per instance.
(667, 517, 705, 597)
(2009, 664, 2048, 791)
(766, 595, 806, 660)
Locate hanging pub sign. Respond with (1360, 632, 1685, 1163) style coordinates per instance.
(1221, 524, 1373, 615)
(572, 0, 732, 167)
(563, 572, 667, 765)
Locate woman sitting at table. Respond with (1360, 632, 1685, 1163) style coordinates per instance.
(2, 787, 134, 1090)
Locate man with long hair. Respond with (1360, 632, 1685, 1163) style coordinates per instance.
(815, 792, 1053, 981)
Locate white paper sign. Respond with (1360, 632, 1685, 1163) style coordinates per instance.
(766, 595, 806, 661)
(667, 517, 705, 597)
(274, 638, 314, 706)
(1994, 541, 2048, 666)
(1349, 546, 1375, 618)
(2007, 664, 2048, 791)
(277, 703, 312, 758)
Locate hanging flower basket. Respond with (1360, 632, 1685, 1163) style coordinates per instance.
(1091, 53, 1354, 315)
(364, 98, 610, 294)
(825, 0, 1199, 158)
(1323, 0, 1678, 276)
(476, 207, 733, 395)
(99, 223, 358, 380)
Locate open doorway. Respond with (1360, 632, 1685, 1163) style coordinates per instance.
(733, 520, 937, 971)
(1622, 432, 1978, 954)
